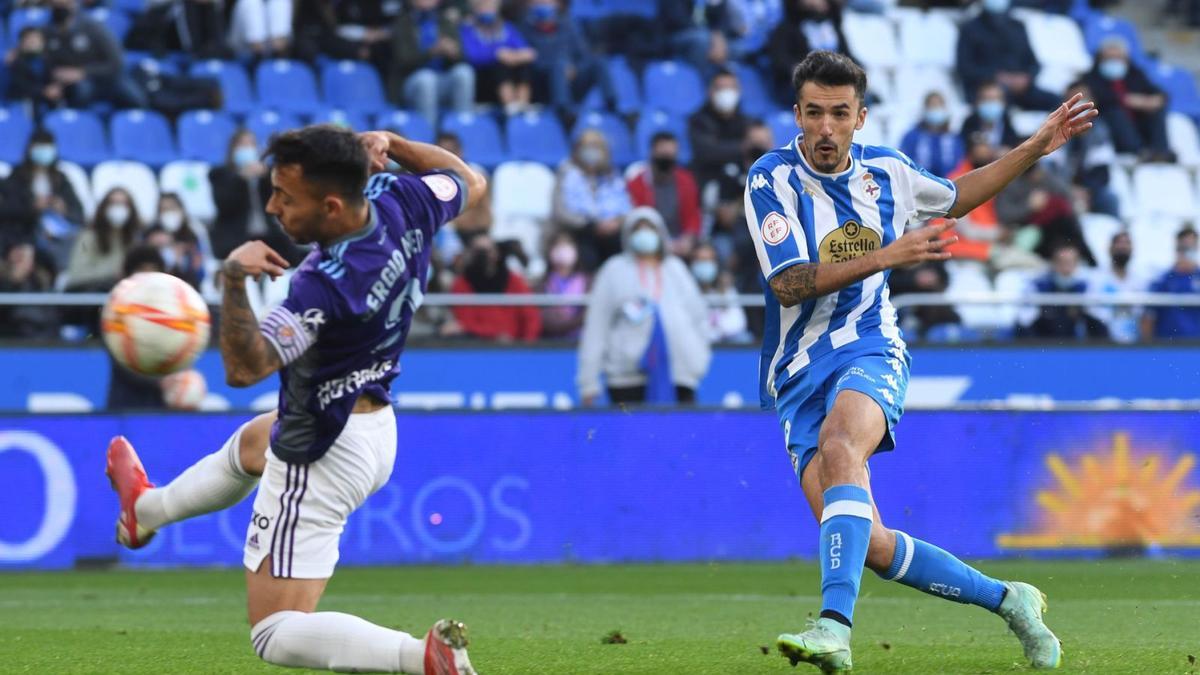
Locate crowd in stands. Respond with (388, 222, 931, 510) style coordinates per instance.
(1, 0, 1199, 346)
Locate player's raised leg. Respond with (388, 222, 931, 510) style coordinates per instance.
(106, 411, 274, 549)
(777, 390, 883, 673)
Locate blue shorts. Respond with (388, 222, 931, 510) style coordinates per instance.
(775, 348, 911, 479)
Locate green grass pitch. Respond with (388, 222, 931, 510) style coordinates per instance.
(1, 560, 1197, 674)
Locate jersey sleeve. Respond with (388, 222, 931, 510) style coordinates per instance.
(744, 163, 809, 280)
(259, 269, 338, 366)
(365, 170, 469, 238)
(900, 152, 957, 221)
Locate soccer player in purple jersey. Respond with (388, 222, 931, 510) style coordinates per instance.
(106, 125, 487, 674)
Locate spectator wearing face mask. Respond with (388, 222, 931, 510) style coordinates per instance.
(690, 241, 751, 344)
(960, 81, 1020, 150)
(689, 69, 754, 200)
(578, 206, 711, 406)
(899, 91, 964, 179)
(461, 0, 537, 113)
(1020, 244, 1108, 340)
(1049, 80, 1120, 218)
(553, 129, 632, 270)
(65, 187, 143, 292)
(1084, 36, 1173, 162)
(1142, 227, 1200, 341)
(1089, 232, 1146, 344)
(625, 132, 702, 255)
(209, 129, 305, 265)
(5, 27, 51, 108)
(766, 0, 852, 103)
(448, 235, 542, 342)
(519, 0, 615, 118)
(0, 240, 61, 339)
(957, 0, 1061, 111)
(43, 0, 147, 109)
(145, 192, 211, 288)
(389, 0, 475, 128)
(0, 130, 85, 268)
(539, 231, 589, 339)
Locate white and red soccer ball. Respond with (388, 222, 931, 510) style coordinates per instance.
(101, 272, 211, 377)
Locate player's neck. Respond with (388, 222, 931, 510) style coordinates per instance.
(318, 203, 372, 249)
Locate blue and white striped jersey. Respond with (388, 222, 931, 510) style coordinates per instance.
(743, 136, 957, 409)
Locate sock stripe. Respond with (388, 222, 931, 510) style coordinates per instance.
(885, 531, 915, 581)
(820, 499, 874, 523)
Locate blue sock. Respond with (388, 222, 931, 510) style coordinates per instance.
(818, 485, 873, 627)
(878, 530, 1007, 612)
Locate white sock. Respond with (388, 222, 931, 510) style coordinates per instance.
(135, 425, 258, 531)
(251, 610, 426, 674)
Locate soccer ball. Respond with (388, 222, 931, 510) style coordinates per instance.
(162, 369, 207, 410)
(101, 272, 211, 376)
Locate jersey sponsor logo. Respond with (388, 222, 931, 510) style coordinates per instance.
(749, 173, 770, 191)
(818, 219, 881, 264)
(300, 308, 325, 335)
(421, 174, 459, 202)
(761, 212, 790, 245)
(316, 359, 394, 410)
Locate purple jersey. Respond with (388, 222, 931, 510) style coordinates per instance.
(259, 171, 466, 463)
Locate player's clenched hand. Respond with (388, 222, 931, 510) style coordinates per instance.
(878, 220, 958, 269)
(223, 241, 290, 281)
(358, 131, 392, 173)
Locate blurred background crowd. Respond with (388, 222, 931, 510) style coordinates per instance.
(1, 0, 1199, 350)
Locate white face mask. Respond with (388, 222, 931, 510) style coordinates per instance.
(159, 210, 184, 232)
(629, 227, 660, 255)
(713, 88, 740, 113)
(106, 204, 131, 226)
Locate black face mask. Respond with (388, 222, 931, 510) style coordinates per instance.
(464, 251, 508, 293)
(1111, 252, 1131, 267)
(651, 156, 676, 173)
(51, 6, 72, 24)
(746, 146, 771, 163)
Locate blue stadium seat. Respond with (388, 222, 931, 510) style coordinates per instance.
(0, 106, 33, 165)
(572, 111, 635, 167)
(255, 59, 321, 116)
(189, 60, 255, 116)
(570, 0, 615, 20)
(374, 109, 435, 143)
(311, 107, 370, 131)
(245, 109, 302, 149)
(731, 63, 773, 119)
(110, 109, 177, 168)
(635, 110, 690, 164)
(7, 6, 48, 44)
(321, 60, 388, 115)
(87, 7, 131, 43)
(609, 0, 655, 18)
(925, 324, 983, 344)
(1081, 14, 1143, 59)
(178, 110, 237, 164)
(128, 54, 182, 78)
(768, 110, 799, 147)
(1146, 61, 1200, 120)
(582, 56, 641, 115)
(44, 109, 109, 167)
(113, 0, 147, 11)
(643, 60, 706, 116)
(439, 111, 506, 168)
(505, 110, 570, 166)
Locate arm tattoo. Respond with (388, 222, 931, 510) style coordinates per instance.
(220, 261, 281, 385)
(770, 263, 818, 305)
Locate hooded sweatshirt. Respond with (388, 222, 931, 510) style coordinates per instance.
(577, 206, 711, 396)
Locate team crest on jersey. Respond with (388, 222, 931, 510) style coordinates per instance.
(862, 173, 881, 201)
(761, 212, 790, 245)
(819, 219, 881, 264)
(421, 174, 459, 202)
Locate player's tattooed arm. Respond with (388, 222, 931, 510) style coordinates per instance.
(219, 245, 286, 387)
(769, 255, 883, 307)
(769, 264, 819, 306)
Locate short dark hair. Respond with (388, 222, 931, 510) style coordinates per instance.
(265, 124, 368, 203)
(1177, 226, 1198, 243)
(711, 68, 738, 85)
(650, 131, 677, 147)
(791, 51, 867, 105)
(122, 244, 166, 277)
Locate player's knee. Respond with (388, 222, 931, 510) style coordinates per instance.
(816, 433, 864, 482)
(249, 610, 302, 665)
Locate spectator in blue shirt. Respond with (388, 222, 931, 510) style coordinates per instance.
(461, 0, 537, 112)
(899, 91, 964, 179)
(956, 0, 1061, 111)
(519, 0, 615, 117)
(658, 0, 741, 79)
(389, 0, 475, 127)
(1143, 227, 1200, 341)
(1022, 244, 1109, 340)
(960, 81, 1021, 150)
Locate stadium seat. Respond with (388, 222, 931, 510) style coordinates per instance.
(855, 115, 888, 147)
(730, 62, 773, 119)
(178, 110, 237, 165)
(505, 110, 570, 166)
(1079, 212, 1123, 270)
(7, 6, 48, 44)
(311, 107, 370, 131)
(898, 11, 958, 70)
(582, 56, 641, 115)
(1081, 14, 1143, 60)
(768, 110, 799, 148)
(1018, 10, 1092, 72)
(891, 66, 962, 116)
(572, 111, 635, 167)
(842, 11, 900, 69)
(947, 262, 1005, 330)
(1167, 112, 1200, 167)
(491, 161, 557, 271)
(189, 60, 255, 116)
(635, 110, 690, 164)
(643, 61, 706, 117)
(245, 109, 302, 149)
(255, 59, 321, 116)
(1146, 61, 1200, 120)
(1132, 163, 1196, 220)
(321, 60, 388, 116)
(92, 160, 160, 223)
(0, 162, 11, 179)
(1129, 215, 1183, 275)
(0, 105, 33, 164)
(87, 7, 131, 43)
(609, 0, 655, 17)
(128, 54, 181, 78)
(439, 111, 506, 168)
(993, 268, 1033, 329)
(374, 109, 435, 143)
(43, 109, 109, 167)
(160, 160, 217, 224)
(110, 109, 177, 168)
(570, 0, 613, 21)
(57, 160, 95, 219)
(1106, 162, 1136, 221)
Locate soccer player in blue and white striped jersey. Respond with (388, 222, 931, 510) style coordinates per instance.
(746, 51, 1097, 672)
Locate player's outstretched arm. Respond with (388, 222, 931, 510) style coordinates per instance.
(361, 131, 488, 212)
(220, 241, 287, 387)
(948, 93, 1097, 218)
(769, 221, 958, 307)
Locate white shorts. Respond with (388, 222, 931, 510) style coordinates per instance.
(243, 406, 396, 579)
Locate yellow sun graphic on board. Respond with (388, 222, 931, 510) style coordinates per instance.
(997, 432, 1200, 550)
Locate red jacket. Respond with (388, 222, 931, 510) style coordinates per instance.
(450, 273, 542, 341)
(626, 166, 701, 237)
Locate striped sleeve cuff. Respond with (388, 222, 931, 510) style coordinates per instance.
(259, 306, 316, 366)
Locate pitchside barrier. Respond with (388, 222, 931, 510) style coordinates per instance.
(1, 409, 1198, 571)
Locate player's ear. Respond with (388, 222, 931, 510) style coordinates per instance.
(856, 105, 867, 132)
(793, 103, 801, 127)
(322, 195, 344, 217)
